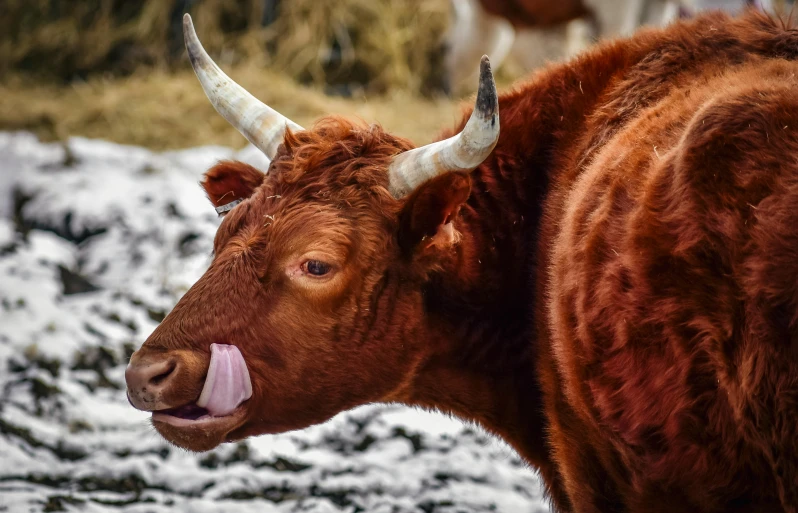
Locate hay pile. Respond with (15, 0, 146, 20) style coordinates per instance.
(262, 0, 450, 95)
(1, 0, 450, 95)
(0, 0, 461, 149)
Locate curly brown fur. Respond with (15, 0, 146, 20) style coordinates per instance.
(128, 9, 798, 513)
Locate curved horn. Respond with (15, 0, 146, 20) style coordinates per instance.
(183, 13, 302, 159)
(387, 56, 499, 198)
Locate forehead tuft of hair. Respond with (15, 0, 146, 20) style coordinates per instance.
(271, 116, 414, 202)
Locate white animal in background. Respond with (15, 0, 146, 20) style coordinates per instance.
(445, 0, 775, 94)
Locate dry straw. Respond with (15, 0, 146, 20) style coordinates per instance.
(0, 0, 481, 149)
(1, 0, 450, 94)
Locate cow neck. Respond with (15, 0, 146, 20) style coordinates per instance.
(403, 47, 636, 469)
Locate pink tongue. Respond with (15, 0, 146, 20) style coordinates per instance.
(196, 344, 253, 416)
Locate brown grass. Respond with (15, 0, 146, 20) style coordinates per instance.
(1, 0, 450, 95)
(0, 66, 464, 150)
(0, 0, 529, 150)
(260, 0, 450, 95)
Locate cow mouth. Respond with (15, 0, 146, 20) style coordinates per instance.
(152, 402, 247, 428)
(152, 403, 214, 426)
(152, 343, 252, 428)
(160, 403, 209, 420)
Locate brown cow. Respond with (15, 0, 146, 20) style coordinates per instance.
(477, 0, 595, 27)
(126, 10, 798, 513)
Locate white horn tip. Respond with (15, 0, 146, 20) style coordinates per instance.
(183, 13, 193, 35)
(183, 14, 206, 72)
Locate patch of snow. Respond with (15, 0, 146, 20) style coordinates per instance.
(0, 132, 549, 512)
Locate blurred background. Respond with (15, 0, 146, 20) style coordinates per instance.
(2, 0, 792, 152)
(0, 1, 794, 512)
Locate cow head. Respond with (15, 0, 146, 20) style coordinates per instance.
(124, 15, 499, 452)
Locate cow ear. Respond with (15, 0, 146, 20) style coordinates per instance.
(201, 161, 266, 209)
(398, 171, 472, 257)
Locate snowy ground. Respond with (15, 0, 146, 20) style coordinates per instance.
(0, 132, 549, 513)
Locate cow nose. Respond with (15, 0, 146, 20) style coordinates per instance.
(125, 358, 177, 411)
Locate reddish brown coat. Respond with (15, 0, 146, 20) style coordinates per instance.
(477, 0, 593, 27)
(127, 9, 798, 513)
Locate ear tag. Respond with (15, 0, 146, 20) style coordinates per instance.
(215, 198, 243, 216)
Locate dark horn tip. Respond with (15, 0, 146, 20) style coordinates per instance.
(476, 56, 497, 118)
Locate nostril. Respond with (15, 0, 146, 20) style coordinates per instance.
(125, 358, 178, 392)
(149, 361, 177, 386)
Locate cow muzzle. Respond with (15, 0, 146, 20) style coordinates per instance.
(125, 356, 179, 411)
(125, 344, 252, 423)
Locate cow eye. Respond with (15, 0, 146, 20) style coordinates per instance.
(303, 260, 331, 277)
